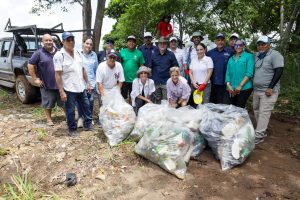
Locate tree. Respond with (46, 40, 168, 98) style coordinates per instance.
(30, 0, 106, 52)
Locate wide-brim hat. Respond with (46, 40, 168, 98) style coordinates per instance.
(137, 66, 151, 76)
(191, 31, 203, 40)
(157, 36, 168, 43)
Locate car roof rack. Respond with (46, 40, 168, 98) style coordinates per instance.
(4, 18, 64, 35)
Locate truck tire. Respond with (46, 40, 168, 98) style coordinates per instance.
(15, 75, 37, 104)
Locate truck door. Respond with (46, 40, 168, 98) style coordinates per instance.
(0, 40, 13, 82)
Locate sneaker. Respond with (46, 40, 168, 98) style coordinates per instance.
(68, 130, 79, 137)
(255, 137, 264, 145)
(84, 126, 95, 132)
(77, 117, 83, 128)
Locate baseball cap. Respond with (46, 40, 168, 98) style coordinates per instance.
(105, 38, 114, 44)
(144, 32, 152, 38)
(257, 35, 270, 44)
(107, 49, 118, 57)
(230, 33, 239, 39)
(216, 33, 226, 39)
(127, 35, 136, 41)
(169, 36, 177, 42)
(62, 32, 74, 40)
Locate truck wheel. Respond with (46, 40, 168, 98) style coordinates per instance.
(15, 75, 37, 104)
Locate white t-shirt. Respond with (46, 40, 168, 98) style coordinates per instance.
(189, 55, 214, 84)
(53, 48, 85, 93)
(130, 78, 155, 107)
(96, 61, 125, 89)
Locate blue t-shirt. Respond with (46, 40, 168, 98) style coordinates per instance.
(28, 48, 58, 89)
(139, 44, 158, 67)
(207, 47, 233, 85)
(150, 49, 179, 85)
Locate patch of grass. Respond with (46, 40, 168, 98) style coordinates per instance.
(34, 128, 47, 141)
(32, 107, 44, 119)
(274, 86, 300, 116)
(0, 147, 8, 156)
(0, 88, 10, 99)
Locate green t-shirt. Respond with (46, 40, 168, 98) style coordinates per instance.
(119, 48, 145, 82)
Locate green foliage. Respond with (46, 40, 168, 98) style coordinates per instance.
(0, 147, 8, 156)
(34, 128, 47, 141)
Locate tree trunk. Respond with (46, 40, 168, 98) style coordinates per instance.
(82, 0, 92, 41)
(93, 0, 106, 52)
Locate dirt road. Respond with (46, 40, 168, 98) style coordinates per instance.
(0, 87, 299, 200)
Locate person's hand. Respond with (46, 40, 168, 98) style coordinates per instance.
(234, 85, 242, 95)
(146, 99, 153, 104)
(87, 84, 92, 94)
(193, 82, 199, 89)
(265, 88, 273, 97)
(59, 90, 67, 102)
(228, 84, 234, 95)
(197, 83, 207, 91)
(34, 78, 43, 87)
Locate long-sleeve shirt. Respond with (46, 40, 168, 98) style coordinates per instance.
(150, 49, 179, 85)
(167, 76, 191, 101)
(139, 44, 158, 67)
(81, 51, 98, 89)
(225, 51, 254, 90)
(183, 44, 197, 66)
(130, 78, 155, 106)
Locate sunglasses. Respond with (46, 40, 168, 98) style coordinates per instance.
(234, 44, 244, 48)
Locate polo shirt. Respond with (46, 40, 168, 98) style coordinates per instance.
(189, 55, 214, 84)
(139, 44, 158, 67)
(53, 48, 85, 93)
(207, 47, 233, 85)
(225, 51, 254, 91)
(28, 47, 58, 89)
(150, 49, 179, 85)
(119, 48, 145, 83)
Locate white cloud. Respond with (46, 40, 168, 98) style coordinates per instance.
(0, 0, 115, 50)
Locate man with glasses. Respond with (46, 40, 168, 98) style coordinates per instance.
(139, 32, 158, 67)
(54, 32, 93, 137)
(150, 37, 178, 103)
(119, 35, 145, 101)
(168, 36, 184, 76)
(28, 34, 63, 126)
(96, 49, 125, 97)
(253, 35, 284, 144)
(207, 33, 233, 104)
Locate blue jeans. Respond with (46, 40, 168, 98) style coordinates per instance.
(77, 89, 94, 118)
(65, 90, 92, 131)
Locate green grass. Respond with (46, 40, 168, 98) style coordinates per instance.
(0, 147, 8, 156)
(33, 128, 47, 141)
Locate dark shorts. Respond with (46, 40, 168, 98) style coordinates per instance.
(40, 88, 64, 109)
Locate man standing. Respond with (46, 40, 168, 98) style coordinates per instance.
(119, 35, 145, 100)
(207, 33, 233, 104)
(168, 36, 184, 76)
(150, 37, 179, 103)
(253, 35, 284, 144)
(28, 34, 63, 126)
(97, 38, 115, 63)
(139, 32, 158, 67)
(54, 32, 93, 136)
(183, 31, 203, 76)
(96, 49, 125, 96)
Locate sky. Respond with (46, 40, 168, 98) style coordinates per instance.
(0, 0, 116, 50)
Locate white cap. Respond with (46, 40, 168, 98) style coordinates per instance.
(169, 36, 177, 42)
(230, 33, 239, 39)
(144, 32, 152, 38)
(257, 35, 270, 43)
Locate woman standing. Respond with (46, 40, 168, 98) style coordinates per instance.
(77, 37, 99, 127)
(189, 43, 214, 104)
(167, 67, 191, 108)
(224, 39, 254, 108)
(130, 66, 155, 114)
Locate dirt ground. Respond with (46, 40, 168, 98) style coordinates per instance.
(0, 86, 299, 200)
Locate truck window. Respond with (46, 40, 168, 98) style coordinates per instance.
(0, 41, 11, 57)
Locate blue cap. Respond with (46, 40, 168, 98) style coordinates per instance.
(216, 33, 226, 39)
(62, 32, 74, 40)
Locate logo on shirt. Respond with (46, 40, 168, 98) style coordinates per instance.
(224, 53, 230, 57)
(114, 72, 119, 80)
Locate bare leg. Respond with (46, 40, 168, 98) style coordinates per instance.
(45, 109, 52, 123)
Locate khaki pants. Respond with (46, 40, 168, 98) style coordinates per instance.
(253, 91, 279, 139)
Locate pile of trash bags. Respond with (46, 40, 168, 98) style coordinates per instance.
(99, 87, 136, 146)
(133, 103, 206, 179)
(198, 103, 255, 171)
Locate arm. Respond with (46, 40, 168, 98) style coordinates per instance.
(28, 64, 43, 87)
(55, 71, 67, 102)
(235, 54, 254, 94)
(204, 68, 213, 85)
(98, 82, 104, 96)
(180, 81, 191, 101)
(265, 67, 283, 96)
(189, 69, 198, 89)
(83, 68, 91, 94)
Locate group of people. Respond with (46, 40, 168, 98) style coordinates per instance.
(28, 28, 284, 145)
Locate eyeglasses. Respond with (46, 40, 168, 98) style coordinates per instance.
(234, 44, 244, 48)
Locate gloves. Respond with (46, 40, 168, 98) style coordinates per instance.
(197, 83, 207, 91)
(184, 69, 190, 76)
